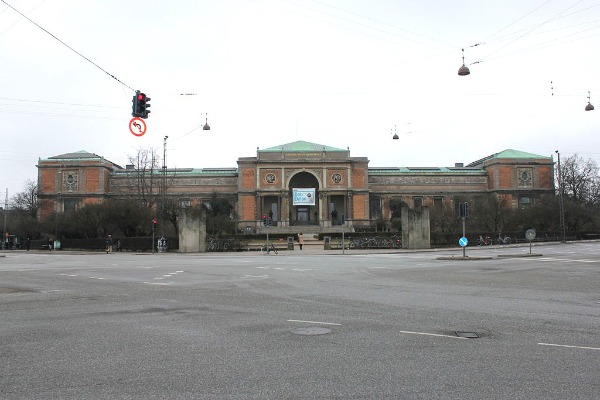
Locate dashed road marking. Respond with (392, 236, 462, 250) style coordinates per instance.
(538, 342, 600, 351)
(399, 330, 467, 339)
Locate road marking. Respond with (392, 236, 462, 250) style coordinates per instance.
(292, 268, 314, 271)
(399, 330, 467, 339)
(287, 319, 342, 326)
(242, 275, 268, 278)
(532, 257, 599, 263)
(538, 342, 600, 351)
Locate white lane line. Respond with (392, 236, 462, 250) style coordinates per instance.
(538, 342, 600, 351)
(162, 274, 172, 277)
(292, 268, 314, 272)
(242, 275, 268, 278)
(176, 270, 184, 273)
(153, 277, 164, 280)
(532, 258, 599, 263)
(399, 330, 467, 339)
(287, 319, 342, 326)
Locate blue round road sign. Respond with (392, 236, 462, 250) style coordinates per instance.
(459, 237, 468, 247)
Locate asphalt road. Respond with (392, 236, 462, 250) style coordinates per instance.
(1, 242, 599, 399)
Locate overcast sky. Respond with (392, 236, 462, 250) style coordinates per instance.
(1, 0, 599, 197)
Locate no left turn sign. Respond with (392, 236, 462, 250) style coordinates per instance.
(129, 117, 147, 137)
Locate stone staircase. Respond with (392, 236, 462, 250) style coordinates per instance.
(257, 225, 353, 235)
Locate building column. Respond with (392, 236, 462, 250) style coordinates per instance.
(281, 191, 290, 227)
(346, 191, 353, 225)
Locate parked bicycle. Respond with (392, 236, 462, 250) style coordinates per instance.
(496, 233, 511, 245)
(261, 242, 278, 255)
(475, 235, 492, 246)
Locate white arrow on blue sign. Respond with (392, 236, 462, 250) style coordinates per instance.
(459, 237, 468, 247)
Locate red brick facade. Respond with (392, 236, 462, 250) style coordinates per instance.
(37, 144, 555, 231)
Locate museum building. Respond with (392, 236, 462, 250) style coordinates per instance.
(37, 140, 555, 231)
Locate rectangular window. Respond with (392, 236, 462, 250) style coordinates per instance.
(63, 198, 78, 213)
(519, 196, 532, 209)
(413, 196, 423, 210)
(370, 196, 381, 218)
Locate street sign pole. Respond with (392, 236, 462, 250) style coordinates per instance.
(462, 216, 466, 257)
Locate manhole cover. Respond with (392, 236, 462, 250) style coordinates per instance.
(291, 326, 332, 336)
(455, 331, 480, 338)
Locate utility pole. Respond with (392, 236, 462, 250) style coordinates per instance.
(2, 188, 7, 250)
(555, 151, 566, 243)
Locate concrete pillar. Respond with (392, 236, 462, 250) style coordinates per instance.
(401, 206, 430, 249)
(178, 207, 207, 253)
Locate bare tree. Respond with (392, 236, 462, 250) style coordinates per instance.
(560, 154, 599, 204)
(118, 147, 161, 209)
(10, 179, 38, 218)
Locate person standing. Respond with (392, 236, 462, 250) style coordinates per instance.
(25, 237, 31, 251)
(298, 232, 304, 250)
(105, 235, 113, 254)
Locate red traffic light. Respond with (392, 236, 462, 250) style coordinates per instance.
(152, 218, 157, 225)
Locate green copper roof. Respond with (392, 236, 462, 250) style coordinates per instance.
(45, 151, 102, 160)
(259, 140, 347, 153)
(492, 149, 550, 159)
(467, 149, 551, 167)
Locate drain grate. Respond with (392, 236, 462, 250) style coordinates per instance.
(455, 331, 480, 338)
(291, 327, 332, 336)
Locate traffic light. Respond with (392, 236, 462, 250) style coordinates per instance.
(132, 90, 151, 119)
(268, 214, 272, 226)
(152, 218, 158, 231)
(131, 92, 139, 117)
(262, 214, 267, 226)
(459, 202, 470, 218)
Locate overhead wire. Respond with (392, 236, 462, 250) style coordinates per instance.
(478, 0, 589, 62)
(484, 0, 553, 42)
(0, 0, 135, 92)
(0, 0, 46, 36)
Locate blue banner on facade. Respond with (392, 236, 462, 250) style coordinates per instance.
(292, 188, 315, 205)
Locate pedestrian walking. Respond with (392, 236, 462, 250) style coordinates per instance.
(26, 237, 31, 251)
(116, 239, 122, 252)
(105, 235, 113, 254)
(298, 232, 304, 250)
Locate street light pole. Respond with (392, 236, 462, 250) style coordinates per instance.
(162, 136, 168, 238)
(555, 150, 566, 243)
(2, 188, 7, 250)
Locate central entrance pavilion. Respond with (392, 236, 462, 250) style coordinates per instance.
(237, 141, 370, 232)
